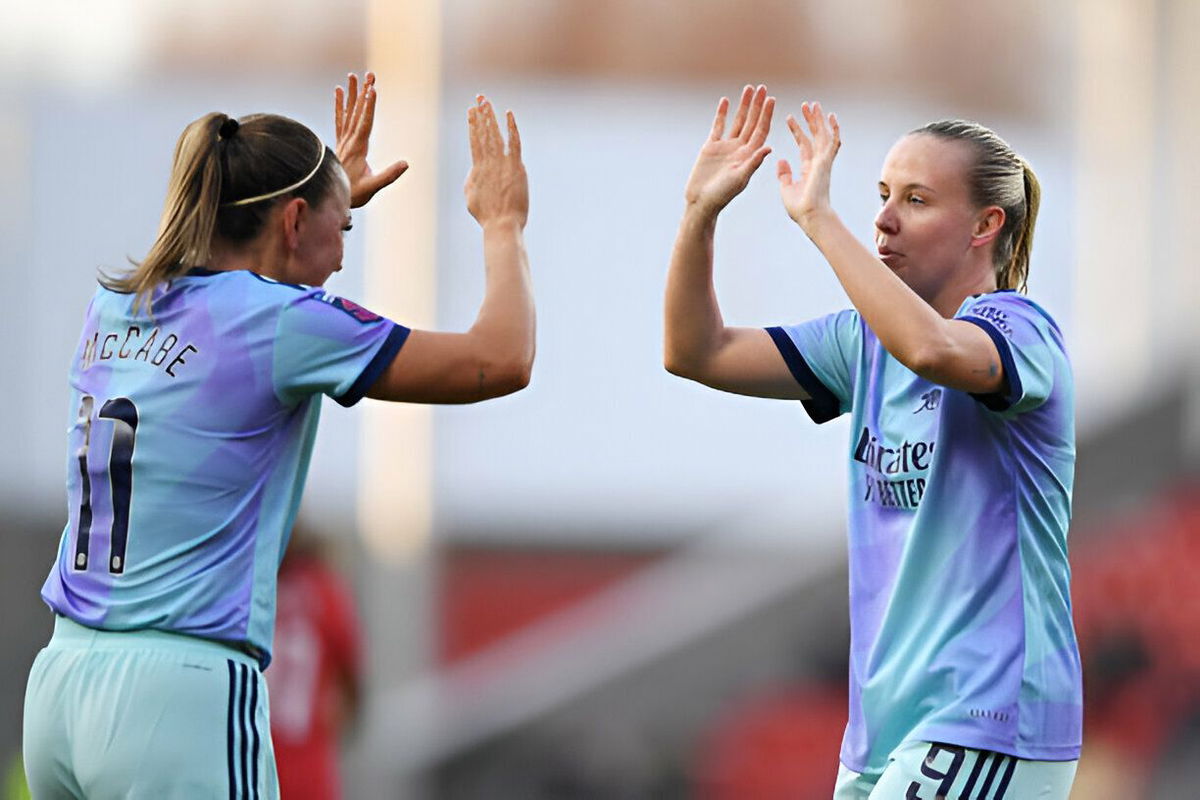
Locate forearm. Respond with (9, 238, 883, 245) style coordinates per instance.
(804, 210, 950, 370)
(664, 206, 726, 375)
(469, 217, 535, 386)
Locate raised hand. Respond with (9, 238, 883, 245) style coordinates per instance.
(464, 95, 528, 229)
(683, 85, 775, 217)
(777, 101, 841, 231)
(335, 72, 409, 208)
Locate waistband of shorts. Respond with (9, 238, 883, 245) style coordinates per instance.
(49, 614, 261, 669)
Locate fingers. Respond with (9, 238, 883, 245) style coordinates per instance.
(803, 101, 822, 138)
(738, 85, 768, 143)
(709, 96, 729, 142)
(467, 105, 483, 166)
(787, 114, 814, 164)
(479, 98, 502, 158)
(468, 95, 520, 165)
(334, 86, 345, 139)
(728, 85, 753, 139)
(506, 110, 521, 161)
(471, 95, 503, 158)
(347, 73, 372, 137)
(797, 101, 838, 149)
(748, 96, 775, 149)
(356, 80, 378, 146)
(344, 73, 359, 130)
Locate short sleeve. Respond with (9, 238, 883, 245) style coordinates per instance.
(957, 293, 1065, 417)
(272, 290, 410, 407)
(765, 309, 862, 424)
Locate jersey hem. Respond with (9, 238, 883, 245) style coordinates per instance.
(840, 736, 1081, 777)
(764, 326, 841, 423)
(910, 726, 1081, 762)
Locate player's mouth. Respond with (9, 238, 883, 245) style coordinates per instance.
(877, 244, 902, 266)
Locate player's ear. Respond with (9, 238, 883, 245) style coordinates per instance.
(970, 206, 1004, 248)
(279, 197, 308, 252)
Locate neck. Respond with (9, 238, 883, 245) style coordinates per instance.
(921, 257, 997, 318)
(209, 236, 291, 283)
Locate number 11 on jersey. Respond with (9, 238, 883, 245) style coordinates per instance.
(74, 394, 139, 574)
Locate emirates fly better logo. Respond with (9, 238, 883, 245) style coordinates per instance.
(853, 426, 935, 510)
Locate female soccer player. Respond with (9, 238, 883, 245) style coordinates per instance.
(23, 74, 533, 798)
(665, 85, 1081, 798)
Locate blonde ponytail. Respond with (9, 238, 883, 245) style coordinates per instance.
(999, 162, 1040, 293)
(102, 111, 338, 313)
(101, 113, 230, 313)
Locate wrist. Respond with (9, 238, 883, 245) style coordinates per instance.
(681, 200, 720, 231)
(797, 206, 839, 239)
(480, 216, 525, 236)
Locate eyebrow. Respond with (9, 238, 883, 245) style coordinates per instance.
(878, 181, 937, 194)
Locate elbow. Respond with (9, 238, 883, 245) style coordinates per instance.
(663, 345, 699, 380)
(477, 354, 533, 401)
(903, 338, 954, 381)
(904, 346, 937, 378)
(506, 359, 534, 394)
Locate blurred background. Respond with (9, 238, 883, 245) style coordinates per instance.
(1, 0, 1197, 797)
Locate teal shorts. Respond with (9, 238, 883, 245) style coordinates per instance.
(23, 615, 278, 799)
(834, 740, 1077, 800)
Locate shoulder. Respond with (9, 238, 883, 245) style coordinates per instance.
(182, 271, 381, 327)
(959, 290, 1064, 336)
(285, 289, 388, 323)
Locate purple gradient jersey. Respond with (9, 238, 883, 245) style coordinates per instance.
(41, 269, 408, 666)
(767, 290, 1082, 775)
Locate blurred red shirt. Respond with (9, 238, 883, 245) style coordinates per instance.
(267, 550, 363, 800)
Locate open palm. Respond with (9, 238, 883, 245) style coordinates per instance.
(464, 95, 528, 229)
(777, 101, 841, 230)
(335, 72, 409, 208)
(684, 85, 775, 215)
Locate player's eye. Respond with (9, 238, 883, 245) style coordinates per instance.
(908, 195, 925, 205)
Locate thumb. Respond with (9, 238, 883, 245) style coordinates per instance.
(379, 160, 409, 185)
(747, 145, 773, 173)
(776, 158, 793, 186)
(362, 161, 410, 200)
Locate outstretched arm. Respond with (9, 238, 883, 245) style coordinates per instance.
(663, 85, 808, 399)
(778, 103, 1003, 394)
(367, 96, 534, 404)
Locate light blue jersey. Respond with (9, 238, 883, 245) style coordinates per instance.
(767, 290, 1082, 775)
(41, 269, 408, 666)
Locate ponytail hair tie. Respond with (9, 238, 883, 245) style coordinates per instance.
(218, 117, 240, 140)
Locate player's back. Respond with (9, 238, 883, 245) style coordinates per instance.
(42, 269, 330, 659)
